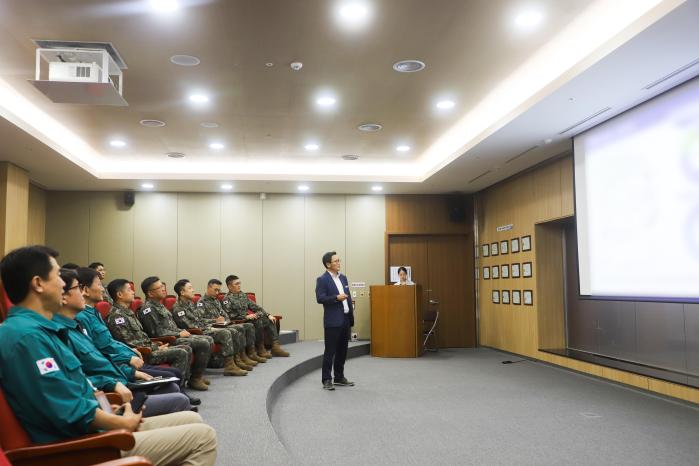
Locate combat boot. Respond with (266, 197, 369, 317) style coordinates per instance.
(271, 340, 290, 357)
(202, 377, 211, 385)
(241, 350, 258, 367)
(223, 357, 247, 376)
(189, 376, 209, 390)
(248, 346, 266, 363)
(234, 354, 253, 371)
(257, 342, 272, 359)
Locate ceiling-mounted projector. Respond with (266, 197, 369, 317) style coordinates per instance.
(29, 41, 128, 106)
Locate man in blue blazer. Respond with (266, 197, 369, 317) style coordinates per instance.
(315, 251, 355, 391)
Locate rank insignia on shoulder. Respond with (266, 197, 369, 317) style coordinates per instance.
(115, 317, 126, 325)
(36, 357, 60, 375)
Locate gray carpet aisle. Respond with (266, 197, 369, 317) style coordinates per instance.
(271, 348, 699, 466)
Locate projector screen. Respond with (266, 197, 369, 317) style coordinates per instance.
(574, 76, 699, 300)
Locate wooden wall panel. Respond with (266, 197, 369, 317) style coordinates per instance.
(535, 223, 566, 349)
(386, 195, 471, 235)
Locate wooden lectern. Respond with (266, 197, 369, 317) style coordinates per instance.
(370, 284, 423, 358)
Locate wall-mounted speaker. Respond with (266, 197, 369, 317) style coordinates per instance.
(123, 191, 135, 207)
(446, 196, 466, 223)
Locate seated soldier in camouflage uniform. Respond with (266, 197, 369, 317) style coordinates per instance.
(105, 278, 206, 390)
(172, 278, 251, 376)
(197, 279, 267, 364)
(88, 261, 113, 305)
(138, 276, 212, 391)
(223, 275, 290, 357)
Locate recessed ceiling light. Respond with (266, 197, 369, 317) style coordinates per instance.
(150, 0, 179, 12)
(336, 1, 372, 29)
(265, 62, 274, 67)
(141, 183, 155, 189)
(166, 152, 185, 158)
(316, 96, 336, 107)
(221, 183, 233, 190)
(170, 55, 200, 66)
(393, 60, 426, 73)
(304, 143, 320, 151)
(436, 100, 455, 110)
(189, 94, 209, 104)
(140, 119, 166, 127)
(371, 185, 383, 192)
(200, 122, 219, 128)
(209, 142, 224, 150)
(341, 154, 360, 160)
(396, 145, 411, 152)
(109, 139, 126, 147)
(358, 123, 382, 132)
(297, 185, 310, 192)
(514, 10, 544, 30)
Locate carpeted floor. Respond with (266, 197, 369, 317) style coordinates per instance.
(271, 348, 699, 465)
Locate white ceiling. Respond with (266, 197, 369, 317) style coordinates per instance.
(0, 0, 697, 194)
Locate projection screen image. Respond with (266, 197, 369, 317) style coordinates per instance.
(574, 76, 699, 300)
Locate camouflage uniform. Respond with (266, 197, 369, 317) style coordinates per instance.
(105, 303, 192, 381)
(198, 295, 256, 348)
(138, 299, 213, 377)
(223, 291, 279, 342)
(172, 298, 243, 357)
(101, 284, 114, 305)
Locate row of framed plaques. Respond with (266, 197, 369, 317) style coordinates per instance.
(479, 262, 532, 280)
(492, 289, 533, 306)
(480, 236, 531, 257)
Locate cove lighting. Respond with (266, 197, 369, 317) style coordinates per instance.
(141, 183, 154, 189)
(109, 139, 126, 147)
(371, 185, 383, 191)
(221, 183, 233, 190)
(514, 10, 544, 30)
(436, 100, 455, 110)
(297, 185, 310, 192)
(189, 94, 209, 104)
(336, 1, 372, 30)
(396, 145, 411, 152)
(304, 143, 320, 151)
(150, 0, 179, 13)
(209, 142, 225, 150)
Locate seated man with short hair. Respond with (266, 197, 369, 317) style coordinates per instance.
(88, 261, 113, 305)
(138, 276, 213, 390)
(55, 268, 192, 416)
(0, 245, 217, 465)
(223, 274, 290, 357)
(105, 278, 208, 391)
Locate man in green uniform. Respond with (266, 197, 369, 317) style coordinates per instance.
(106, 278, 209, 391)
(56, 267, 192, 416)
(88, 261, 113, 305)
(0, 245, 217, 465)
(196, 278, 267, 364)
(223, 274, 290, 357)
(172, 278, 250, 375)
(138, 276, 213, 389)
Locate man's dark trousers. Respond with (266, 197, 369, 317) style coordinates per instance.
(322, 314, 350, 382)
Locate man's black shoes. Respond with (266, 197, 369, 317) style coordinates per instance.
(322, 380, 335, 390)
(333, 378, 355, 387)
(186, 393, 202, 405)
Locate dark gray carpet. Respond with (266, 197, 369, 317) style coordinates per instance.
(271, 348, 699, 465)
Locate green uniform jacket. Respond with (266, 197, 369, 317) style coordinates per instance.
(0, 307, 99, 443)
(172, 299, 207, 329)
(76, 304, 137, 380)
(222, 291, 268, 320)
(138, 299, 182, 338)
(196, 295, 228, 324)
(54, 314, 130, 391)
(106, 304, 158, 351)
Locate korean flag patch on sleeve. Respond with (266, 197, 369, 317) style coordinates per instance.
(115, 317, 126, 325)
(223, 300, 229, 305)
(36, 358, 60, 375)
(177, 311, 185, 317)
(143, 308, 152, 315)
(197, 302, 203, 307)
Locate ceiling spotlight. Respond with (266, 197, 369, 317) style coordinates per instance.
(396, 145, 411, 152)
(304, 143, 320, 151)
(140, 119, 166, 127)
(371, 186, 383, 192)
(514, 10, 544, 30)
(265, 62, 274, 67)
(209, 142, 225, 150)
(393, 60, 426, 73)
(150, 0, 179, 12)
(189, 94, 209, 104)
(336, 1, 372, 28)
(436, 100, 455, 110)
(109, 139, 126, 147)
(166, 152, 185, 158)
(221, 183, 233, 190)
(341, 154, 360, 160)
(170, 55, 200, 66)
(358, 123, 382, 132)
(316, 96, 336, 107)
(297, 185, 310, 192)
(200, 122, 219, 128)
(141, 183, 155, 189)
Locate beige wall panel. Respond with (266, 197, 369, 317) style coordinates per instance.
(45, 192, 90, 266)
(27, 184, 46, 245)
(560, 157, 575, 217)
(220, 194, 263, 301)
(132, 193, 178, 296)
(262, 194, 305, 337)
(88, 193, 134, 283)
(177, 193, 221, 293)
(304, 195, 346, 341)
(346, 195, 386, 340)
